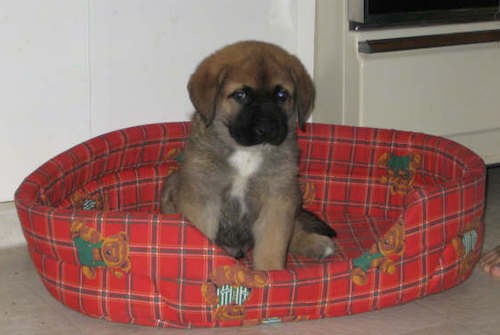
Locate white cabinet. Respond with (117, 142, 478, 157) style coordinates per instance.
(359, 42, 500, 164)
(315, 0, 500, 164)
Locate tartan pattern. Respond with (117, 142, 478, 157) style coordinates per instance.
(15, 122, 486, 328)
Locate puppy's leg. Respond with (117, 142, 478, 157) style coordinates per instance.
(289, 210, 336, 259)
(161, 174, 220, 240)
(178, 199, 221, 241)
(252, 197, 295, 271)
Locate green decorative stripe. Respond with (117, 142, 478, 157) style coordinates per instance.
(216, 285, 251, 306)
(175, 151, 184, 162)
(73, 237, 105, 267)
(387, 154, 411, 176)
(462, 230, 478, 255)
(353, 252, 383, 271)
(82, 199, 97, 210)
(262, 317, 282, 325)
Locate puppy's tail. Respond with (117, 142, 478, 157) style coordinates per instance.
(297, 210, 336, 238)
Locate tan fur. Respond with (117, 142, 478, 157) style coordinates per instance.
(252, 196, 296, 270)
(161, 41, 334, 270)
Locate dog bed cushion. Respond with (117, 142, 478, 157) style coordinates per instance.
(15, 122, 486, 328)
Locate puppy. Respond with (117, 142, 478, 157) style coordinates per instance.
(161, 41, 336, 271)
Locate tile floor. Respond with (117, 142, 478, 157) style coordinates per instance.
(1, 168, 499, 335)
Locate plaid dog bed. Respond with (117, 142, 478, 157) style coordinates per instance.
(15, 122, 486, 328)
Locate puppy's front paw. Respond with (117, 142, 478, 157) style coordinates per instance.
(290, 234, 335, 259)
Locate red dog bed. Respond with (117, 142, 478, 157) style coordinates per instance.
(15, 122, 486, 328)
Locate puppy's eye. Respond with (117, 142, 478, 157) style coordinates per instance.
(274, 87, 290, 103)
(231, 88, 251, 104)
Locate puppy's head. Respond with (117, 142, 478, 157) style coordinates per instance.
(188, 41, 314, 147)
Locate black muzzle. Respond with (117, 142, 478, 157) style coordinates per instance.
(229, 102, 288, 146)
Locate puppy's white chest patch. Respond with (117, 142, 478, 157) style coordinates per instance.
(228, 149, 263, 201)
(229, 149, 263, 177)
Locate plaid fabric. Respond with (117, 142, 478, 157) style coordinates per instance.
(15, 122, 486, 328)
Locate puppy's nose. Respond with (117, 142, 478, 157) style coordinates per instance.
(252, 108, 288, 145)
(253, 121, 274, 138)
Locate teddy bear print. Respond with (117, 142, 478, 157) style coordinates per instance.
(70, 221, 131, 279)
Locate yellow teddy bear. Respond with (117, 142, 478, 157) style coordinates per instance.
(352, 223, 405, 286)
(70, 221, 131, 279)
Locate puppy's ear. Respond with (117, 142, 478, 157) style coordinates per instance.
(187, 58, 227, 126)
(289, 56, 315, 130)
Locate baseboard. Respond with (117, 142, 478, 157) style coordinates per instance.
(447, 127, 500, 165)
(0, 201, 26, 249)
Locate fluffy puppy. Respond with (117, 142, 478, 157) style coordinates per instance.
(161, 41, 336, 270)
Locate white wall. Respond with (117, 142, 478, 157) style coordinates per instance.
(1, 0, 90, 202)
(0, 0, 316, 202)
